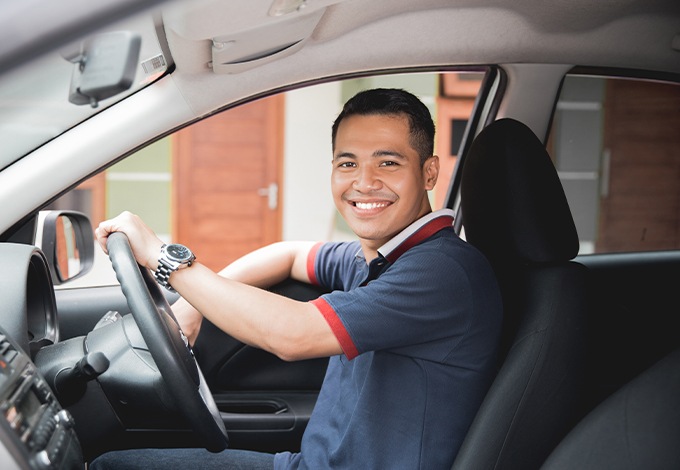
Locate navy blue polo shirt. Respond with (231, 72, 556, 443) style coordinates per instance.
(274, 209, 502, 470)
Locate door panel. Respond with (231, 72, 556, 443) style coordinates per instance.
(194, 319, 328, 393)
(577, 251, 680, 416)
(190, 279, 329, 451)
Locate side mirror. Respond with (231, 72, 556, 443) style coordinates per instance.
(41, 211, 95, 285)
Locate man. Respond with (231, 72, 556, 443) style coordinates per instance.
(91, 88, 502, 470)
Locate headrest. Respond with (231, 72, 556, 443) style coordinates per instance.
(461, 118, 579, 265)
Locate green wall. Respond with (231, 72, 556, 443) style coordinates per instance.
(106, 137, 172, 239)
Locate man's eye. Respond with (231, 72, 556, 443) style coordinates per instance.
(338, 162, 355, 168)
(380, 161, 398, 166)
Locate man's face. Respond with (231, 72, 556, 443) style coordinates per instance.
(331, 113, 438, 250)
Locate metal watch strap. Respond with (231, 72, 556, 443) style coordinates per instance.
(154, 260, 177, 293)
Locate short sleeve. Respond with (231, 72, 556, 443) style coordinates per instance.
(313, 241, 362, 291)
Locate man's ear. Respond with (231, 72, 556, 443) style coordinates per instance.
(423, 155, 440, 191)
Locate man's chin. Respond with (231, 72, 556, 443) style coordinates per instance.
(348, 224, 398, 245)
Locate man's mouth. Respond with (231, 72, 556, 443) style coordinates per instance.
(352, 201, 390, 210)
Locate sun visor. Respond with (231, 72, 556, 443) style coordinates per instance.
(209, 7, 325, 74)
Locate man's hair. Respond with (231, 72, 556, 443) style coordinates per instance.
(331, 88, 435, 167)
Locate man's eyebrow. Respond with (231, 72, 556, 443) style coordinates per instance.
(333, 150, 408, 160)
(373, 150, 407, 159)
(333, 152, 357, 160)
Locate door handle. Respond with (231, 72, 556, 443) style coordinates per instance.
(257, 183, 278, 210)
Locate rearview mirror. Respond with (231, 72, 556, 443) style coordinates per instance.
(64, 31, 141, 108)
(41, 211, 95, 284)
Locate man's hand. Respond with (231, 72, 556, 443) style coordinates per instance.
(95, 211, 165, 271)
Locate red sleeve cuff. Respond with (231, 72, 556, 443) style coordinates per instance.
(307, 242, 323, 286)
(311, 298, 359, 360)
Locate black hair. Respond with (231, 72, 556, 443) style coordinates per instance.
(331, 88, 435, 166)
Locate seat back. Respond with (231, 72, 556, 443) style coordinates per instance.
(541, 347, 680, 470)
(452, 119, 589, 470)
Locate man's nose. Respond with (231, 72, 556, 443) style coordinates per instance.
(353, 165, 382, 192)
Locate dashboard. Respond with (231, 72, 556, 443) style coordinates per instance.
(0, 243, 82, 470)
(0, 244, 59, 358)
(1, 327, 82, 470)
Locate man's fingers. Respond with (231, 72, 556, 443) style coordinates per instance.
(94, 211, 164, 270)
(95, 232, 103, 254)
(95, 220, 119, 254)
(95, 226, 107, 254)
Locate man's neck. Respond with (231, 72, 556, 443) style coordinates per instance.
(359, 205, 433, 264)
(360, 243, 381, 264)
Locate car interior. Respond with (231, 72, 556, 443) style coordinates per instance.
(1, 0, 679, 469)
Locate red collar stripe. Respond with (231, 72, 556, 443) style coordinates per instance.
(312, 298, 359, 360)
(307, 242, 323, 286)
(384, 216, 454, 263)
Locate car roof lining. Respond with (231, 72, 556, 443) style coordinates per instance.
(160, 1, 680, 117)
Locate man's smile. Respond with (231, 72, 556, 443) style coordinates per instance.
(349, 200, 393, 216)
(344, 194, 396, 216)
(352, 201, 391, 210)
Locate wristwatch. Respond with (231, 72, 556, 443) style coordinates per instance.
(154, 243, 196, 293)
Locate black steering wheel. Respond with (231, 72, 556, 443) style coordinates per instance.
(107, 232, 228, 452)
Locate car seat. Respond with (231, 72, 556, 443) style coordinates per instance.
(452, 118, 590, 470)
(540, 346, 680, 469)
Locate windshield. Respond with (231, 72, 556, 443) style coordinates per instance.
(0, 13, 168, 171)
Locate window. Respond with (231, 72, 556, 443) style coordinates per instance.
(547, 75, 680, 255)
(48, 71, 488, 287)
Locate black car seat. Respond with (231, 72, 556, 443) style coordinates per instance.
(451, 118, 590, 470)
(540, 347, 680, 470)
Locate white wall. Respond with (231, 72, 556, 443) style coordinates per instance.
(282, 82, 342, 241)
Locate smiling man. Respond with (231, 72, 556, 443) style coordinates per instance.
(91, 89, 503, 470)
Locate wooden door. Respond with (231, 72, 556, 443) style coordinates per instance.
(596, 79, 680, 253)
(172, 95, 284, 272)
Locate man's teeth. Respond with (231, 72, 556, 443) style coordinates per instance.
(355, 202, 388, 210)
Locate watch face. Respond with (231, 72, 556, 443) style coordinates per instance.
(167, 244, 192, 261)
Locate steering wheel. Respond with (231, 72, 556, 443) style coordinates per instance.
(106, 232, 228, 452)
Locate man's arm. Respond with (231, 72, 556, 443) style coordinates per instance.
(95, 212, 342, 361)
(172, 241, 317, 345)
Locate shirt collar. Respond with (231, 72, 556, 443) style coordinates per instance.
(377, 208, 456, 263)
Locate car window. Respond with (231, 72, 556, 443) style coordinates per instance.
(547, 74, 680, 255)
(47, 70, 488, 288)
